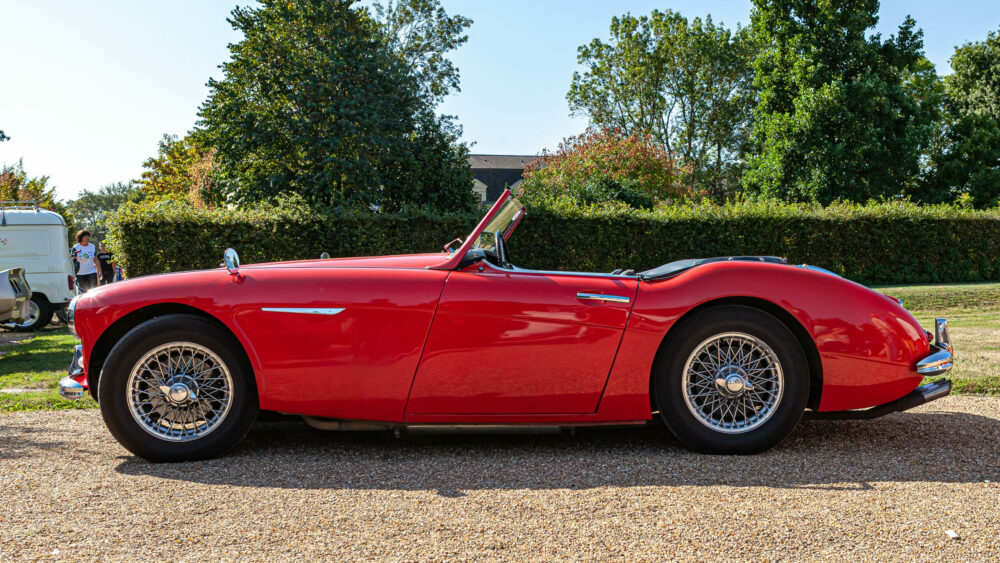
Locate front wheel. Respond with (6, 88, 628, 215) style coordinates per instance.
(98, 314, 258, 462)
(654, 305, 809, 454)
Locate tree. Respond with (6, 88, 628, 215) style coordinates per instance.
(742, 1, 932, 204)
(946, 28, 1000, 121)
(519, 127, 694, 208)
(899, 56, 948, 200)
(0, 159, 73, 237)
(0, 130, 8, 143)
(920, 27, 1000, 207)
(567, 10, 755, 198)
(138, 134, 219, 206)
(66, 182, 145, 241)
(372, 0, 472, 106)
(925, 115, 1000, 207)
(196, 0, 474, 212)
(0, 159, 61, 209)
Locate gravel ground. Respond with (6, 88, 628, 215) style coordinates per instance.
(1, 396, 998, 561)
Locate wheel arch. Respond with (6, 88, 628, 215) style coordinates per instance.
(649, 296, 823, 412)
(86, 303, 255, 402)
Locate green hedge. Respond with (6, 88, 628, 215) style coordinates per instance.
(107, 198, 1000, 285)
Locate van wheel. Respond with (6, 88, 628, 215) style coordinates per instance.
(9, 295, 53, 332)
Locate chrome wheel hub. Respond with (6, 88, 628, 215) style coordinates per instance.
(126, 342, 234, 442)
(682, 332, 784, 434)
(164, 381, 197, 404)
(716, 368, 752, 398)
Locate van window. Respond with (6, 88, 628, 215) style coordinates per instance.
(0, 229, 52, 257)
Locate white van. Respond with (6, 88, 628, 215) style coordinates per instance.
(0, 202, 76, 330)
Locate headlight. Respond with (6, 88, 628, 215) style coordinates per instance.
(67, 295, 79, 338)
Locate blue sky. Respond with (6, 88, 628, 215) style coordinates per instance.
(1, 1, 998, 201)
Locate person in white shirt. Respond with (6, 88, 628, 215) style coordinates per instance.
(72, 230, 102, 292)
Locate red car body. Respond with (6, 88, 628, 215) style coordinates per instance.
(66, 190, 947, 431)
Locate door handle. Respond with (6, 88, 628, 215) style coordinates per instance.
(577, 293, 630, 304)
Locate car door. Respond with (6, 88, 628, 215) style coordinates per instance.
(406, 262, 638, 415)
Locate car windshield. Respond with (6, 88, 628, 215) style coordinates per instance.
(472, 197, 525, 251)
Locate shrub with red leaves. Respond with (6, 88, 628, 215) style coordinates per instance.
(519, 128, 698, 208)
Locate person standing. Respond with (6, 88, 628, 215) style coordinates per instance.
(72, 230, 101, 292)
(97, 242, 115, 285)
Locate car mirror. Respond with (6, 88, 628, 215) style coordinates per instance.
(224, 248, 240, 275)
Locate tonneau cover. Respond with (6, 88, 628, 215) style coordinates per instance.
(638, 256, 787, 281)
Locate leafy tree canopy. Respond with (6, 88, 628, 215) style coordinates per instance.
(926, 114, 1000, 208)
(742, 0, 932, 204)
(1, 159, 63, 211)
(919, 26, 1000, 207)
(138, 134, 219, 207)
(372, 0, 472, 106)
(568, 10, 755, 199)
(66, 182, 145, 242)
(0, 159, 74, 239)
(946, 28, 1000, 121)
(196, 0, 475, 212)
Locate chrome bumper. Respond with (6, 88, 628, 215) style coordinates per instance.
(916, 318, 954, 376)
(58, 376, 86, 400)
(59, 345, 86, 400)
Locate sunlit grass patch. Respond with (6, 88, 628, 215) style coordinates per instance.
(0, 327, 97, 412)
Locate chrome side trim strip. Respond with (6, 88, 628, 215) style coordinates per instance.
(261, 307, 345, 316)
(576, 293, 630, 304)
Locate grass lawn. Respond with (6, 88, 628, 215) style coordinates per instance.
(0, 327, 97, 412)
(0, 282, 997, 412)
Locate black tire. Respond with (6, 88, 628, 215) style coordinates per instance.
(654, 305, 808, 454)
(10, 294, 53, 332)
(98, 314, 258, 462)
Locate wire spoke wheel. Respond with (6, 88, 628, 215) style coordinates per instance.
(126, 342, 234, 442)
(682, 332, 784, 434)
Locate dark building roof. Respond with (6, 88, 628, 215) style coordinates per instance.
(468, 154, 537, 202)
(468, 155, 536, 170)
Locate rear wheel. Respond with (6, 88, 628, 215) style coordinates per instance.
(8, 294, 52, 332)
(98, 314, 258, 462)
(654, 305, 808, 454)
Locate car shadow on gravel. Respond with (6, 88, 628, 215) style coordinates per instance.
(113, 407, 1000, 493)
(0, 423, 69, 460)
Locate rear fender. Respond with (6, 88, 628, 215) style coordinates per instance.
(596, 261, 929, 418)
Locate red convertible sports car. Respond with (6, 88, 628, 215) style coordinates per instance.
(61, 190, 954, 462)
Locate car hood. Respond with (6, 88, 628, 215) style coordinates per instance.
(75, 252, 453, 320)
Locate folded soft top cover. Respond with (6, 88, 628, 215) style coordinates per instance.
(638, 256, 787, 281)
